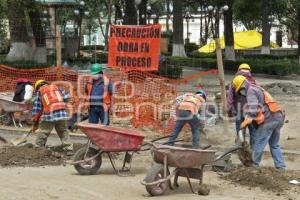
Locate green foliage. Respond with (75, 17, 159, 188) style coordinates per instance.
(233, 0, 261, 30)
(185, 43, 199, 55)
(164, 55, 300, 76)
(233, 0, 287, 30)
(241, 54, 297, 60)
(0, 0, 8, 47)
(80, 45, 105, 51)
(157, 64, 183, 79)
(67, 52, 108, 65)
(0, 56, 51, 68)
(189, 51, 216, 59)
(279, 0, 300, 42)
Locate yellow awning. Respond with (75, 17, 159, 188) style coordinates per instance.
(199, 30, 279, 53)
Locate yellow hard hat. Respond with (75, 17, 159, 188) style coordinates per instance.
(34, 80, 46, 89)
(238, 63, 251, 71)
(232, 75, 246, 92)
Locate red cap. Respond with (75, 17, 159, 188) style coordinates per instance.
(16, 78, 30, 83)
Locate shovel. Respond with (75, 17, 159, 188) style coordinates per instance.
(11, 130, 33, 146)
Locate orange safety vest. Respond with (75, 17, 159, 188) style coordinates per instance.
(39, 84, 66, 114)
(177, 93, 205, 114)
(86, 75, 111, 109)
(254, 85, 282, 125)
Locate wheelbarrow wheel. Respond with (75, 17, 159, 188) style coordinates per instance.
(144, 164, 169, 196)
(73, 147, 102, 175)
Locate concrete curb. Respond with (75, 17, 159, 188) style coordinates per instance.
(0, 126, 86, 139)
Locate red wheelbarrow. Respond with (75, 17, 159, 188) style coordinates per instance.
(68, 122, 173, 176)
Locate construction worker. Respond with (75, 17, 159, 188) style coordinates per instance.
(168, 90, 207, 149)
(227, 63, 256, 146)
(13, 78, 34, 103)
(85, 63, 113, 125)
(31, 80, 73, 152)
(12, 78, 34, 126)
(232, 75, 286, 169)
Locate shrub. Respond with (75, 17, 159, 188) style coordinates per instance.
(80, 45, 105, 51)
(164, 55, 300, 76)
(241, 54, 297, 60)
(189, 51, 216, 59)
(185, 43, 199, 54)
(157, 56, 183, 79)
(67, 52, 108, 67)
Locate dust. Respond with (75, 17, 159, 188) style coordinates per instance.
(0, 143, 84, 168)
(222, 167, 300, 193)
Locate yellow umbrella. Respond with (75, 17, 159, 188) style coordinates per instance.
(199, 30, 279, 53)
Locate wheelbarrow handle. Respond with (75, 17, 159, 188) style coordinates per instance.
(213, 145, 242, 162)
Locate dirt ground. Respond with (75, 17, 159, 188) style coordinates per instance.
(0, 144, 84, 167)
(223, 166, 300, 193)
(0, 69, 300, 199)
(0, 156, 299, 200)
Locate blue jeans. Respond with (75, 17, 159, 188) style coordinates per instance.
(168, 110, 200, 149)
(252, 119, 286, 169)
(88, 106, 110, 125)
(236, 117, 255, 147)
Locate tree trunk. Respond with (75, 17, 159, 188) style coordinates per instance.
(27, 1, 47, 63)
(261, 0, 271, 54)
(124, 0, 137, 25)
(166, 0, 171, 32)
(104, 0, 113, 51)
(199, 0, 203, 46)
(224, 3, 235, 61)
(138, 0, 147, 25)
(172, 0, 186, 57)
(214, 10, 220, 38)
(298, 7, 300, 64)
(6, 0, 32, 62)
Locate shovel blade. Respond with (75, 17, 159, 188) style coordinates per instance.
(10, 131, 32, 146)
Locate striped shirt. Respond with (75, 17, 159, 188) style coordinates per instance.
(32, 88, 69, 122)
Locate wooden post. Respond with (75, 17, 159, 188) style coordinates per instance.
(215, 38, 229, 133)
(56, 25, 62, 66)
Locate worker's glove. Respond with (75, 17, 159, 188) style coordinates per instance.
(31, 124, 39, 133)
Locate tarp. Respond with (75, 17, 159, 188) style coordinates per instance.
(199, 30, 279, 53)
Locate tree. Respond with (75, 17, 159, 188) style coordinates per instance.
(233, 0, 286, 54)
(233, 0, 261, 30)
(165, 0, 171, 31)
(172, 0, 186, 56)
(224, 0, 235, 60)
(261, 0, 271, 54)
(5, 0, 32, 62)
(261, 0, 286, 54)
(0, 0, 8, 52)
(280, 0, 300, 64)
(26, 0, 46, 63)
(85, 0, 115, 50)
(124, 0, 137, 25)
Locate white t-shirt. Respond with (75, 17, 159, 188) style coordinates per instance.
(24, 85, 34, 101)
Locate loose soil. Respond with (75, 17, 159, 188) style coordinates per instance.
(222, 167, 300, 193)
(0, 143, 83, 168)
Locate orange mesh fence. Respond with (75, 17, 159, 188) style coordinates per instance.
(0, 64, 220, 135)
